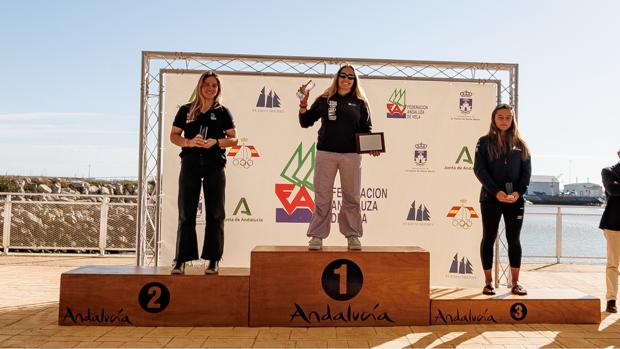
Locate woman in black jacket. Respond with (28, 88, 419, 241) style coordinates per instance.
(474, 103, 531, 296)
(297, 64, 380, 250)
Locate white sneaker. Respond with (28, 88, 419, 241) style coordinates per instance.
(308, 237, 322, 250)
(347, 236, 362, 250)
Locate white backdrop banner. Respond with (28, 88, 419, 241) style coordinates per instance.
(161, 71, 497, 287)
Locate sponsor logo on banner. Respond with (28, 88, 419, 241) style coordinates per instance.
(385, 88, 429, 119)
(331, 187, 387, 224)
(446, 253, 475, 279)
(275, 143, 316, 223)
(444, 146, 473, 171)
(196, 195, 205, 222)
(226, 197, 263, 223)
(404, 200, 432, 226)
(253, 86, 284, 113)
(196, 194, 207, 230)
(414, 142, 428, 166)
(459, 91, 473, 114)
(407, 142, 434, 173)
(227, 137, 260, 169)
(451, 90, 480, 121)
(446, 199, 479, 230)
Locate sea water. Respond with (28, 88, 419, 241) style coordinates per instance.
(508, 206, 606, 263)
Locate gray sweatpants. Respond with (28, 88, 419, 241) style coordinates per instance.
(307, 150, 363, 238)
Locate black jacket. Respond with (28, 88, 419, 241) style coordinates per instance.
(473, 135, 532, 203)
(172, 103, 235, 165)
(600, 162, 620, 230)
(299, 93, 372, 153)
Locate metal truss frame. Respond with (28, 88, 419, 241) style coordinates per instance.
(495, 224, 513, 289)
(137, 51, 519, 270)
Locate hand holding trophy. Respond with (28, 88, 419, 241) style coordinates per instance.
(297, 80, 315, 108)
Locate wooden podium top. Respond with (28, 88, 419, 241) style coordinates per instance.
(431, 287, 598, 300)
(63, 265, 250, 276)
(252, 245, 429, 253)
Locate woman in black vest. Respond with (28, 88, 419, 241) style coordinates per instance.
(474, 103, 531, 295)
(169, 71, 238, 275)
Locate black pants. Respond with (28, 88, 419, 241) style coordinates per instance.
(480, 201, 525, 269)
(175, 154, 226, 263)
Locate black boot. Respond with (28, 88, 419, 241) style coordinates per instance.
(205, 260, 219, 275)
(171, 262, 185, 275)
(607, 300, 617, 313)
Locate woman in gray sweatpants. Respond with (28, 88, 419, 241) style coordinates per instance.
(297, 64, 380, 250)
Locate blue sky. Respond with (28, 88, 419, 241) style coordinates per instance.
(0, 0, 618, 185)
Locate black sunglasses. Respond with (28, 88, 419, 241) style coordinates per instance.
(338, 72, 356, 80)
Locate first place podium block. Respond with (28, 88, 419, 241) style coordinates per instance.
(249, 246, 430, 327)
(59, 265, 249, 326)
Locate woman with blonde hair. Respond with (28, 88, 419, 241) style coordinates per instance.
(169, 71, 238, 275)
(298, 64, 379, 250)
(474, 103, 531, 295)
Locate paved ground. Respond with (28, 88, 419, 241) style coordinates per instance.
(1, 255, 619, 348)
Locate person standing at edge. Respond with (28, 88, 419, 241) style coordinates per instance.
(169, 71, 238, 275)
(601, 147, 620, 313)
(297, 64, 380, 250)
(474, 103, 531, 296)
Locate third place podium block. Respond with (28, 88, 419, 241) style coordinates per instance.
(430, 288, 600, 324)
(249, 246, 430, 326)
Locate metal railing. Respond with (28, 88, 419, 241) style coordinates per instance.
(495, 204, 605, 287)
(0, 193, 605, 264)
(521, 205, 604, 262)
(0, 192, 153, 255)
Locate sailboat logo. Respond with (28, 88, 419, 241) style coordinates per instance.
(275, 143, 316, 223)
(406, 200, 431, 221)
(449, 253, 474, 274)
(386, 89, 407, 118)
(256, 87, 281, 108)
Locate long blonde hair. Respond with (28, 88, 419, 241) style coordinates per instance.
(187, 71, 223, 121)
(486, 104, 530, 160)
(319, 64, 370, 109)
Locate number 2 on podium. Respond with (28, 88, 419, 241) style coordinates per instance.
(147, 286, 162, 309)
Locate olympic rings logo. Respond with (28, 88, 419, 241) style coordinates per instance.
(452, 218, 473, 229)
(233, 158, 254, 169)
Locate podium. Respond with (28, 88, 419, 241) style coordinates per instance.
(430, 288, 600, 325)
(58, 266, 249, 326)
(249, 246, 430, 326)
(57, 245, 601, 326)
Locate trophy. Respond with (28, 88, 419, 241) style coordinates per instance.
(505, 182, 514, 200)
(199, 125, 208, 144)
(296, 80, 315, 100)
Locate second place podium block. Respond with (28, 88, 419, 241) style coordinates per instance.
(59, 265, 249, 326)
(249, 246, 430, 326)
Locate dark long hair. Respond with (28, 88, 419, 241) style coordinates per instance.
(486, 104, 530, 160)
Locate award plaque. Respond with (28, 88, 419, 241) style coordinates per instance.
(356, 132, 385, 154)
